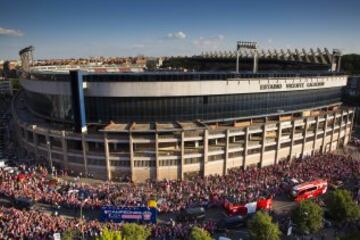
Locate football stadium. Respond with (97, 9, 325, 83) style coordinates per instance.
(13, 44, 355, 182)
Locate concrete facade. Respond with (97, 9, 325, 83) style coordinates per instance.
(20, 75, 347, 97)
(13, 99, 355, 182)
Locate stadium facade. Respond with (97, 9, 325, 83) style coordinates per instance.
(13, 47, 355, 182)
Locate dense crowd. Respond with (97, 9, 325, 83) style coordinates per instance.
(0, 152, 359, 239)
(1, 153, 359, 214)
(0, 207, 215, 240)
(0, 153, 359, 239)
(351, 137, 360, 148)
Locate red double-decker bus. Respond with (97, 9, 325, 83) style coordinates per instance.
(290, 179, 327, 202)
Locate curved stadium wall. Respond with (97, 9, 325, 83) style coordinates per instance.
(13, 71, 355, 182)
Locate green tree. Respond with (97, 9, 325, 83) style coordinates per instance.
(292, 200, 323, 234)
(248, 211, 281, 240)
(337, 230, 360, 240)
(122, 223, 151, 240)
(96, 228, 122, 240)
(189, 227, 212, 240)
(326, 189, 360, 223)
(10, 78, 21, 91)
(62, 229, 81, 240)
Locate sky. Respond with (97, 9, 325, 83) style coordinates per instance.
(0, 0, 359, 60)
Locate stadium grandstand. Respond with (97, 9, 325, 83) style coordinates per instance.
(13, 43, 355, 182)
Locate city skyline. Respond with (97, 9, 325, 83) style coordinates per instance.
(0, 0, 360, 59)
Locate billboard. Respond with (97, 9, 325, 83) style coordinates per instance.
(99, 206, 157, 224)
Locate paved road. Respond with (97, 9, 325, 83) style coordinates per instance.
(0, 193, 297, 240)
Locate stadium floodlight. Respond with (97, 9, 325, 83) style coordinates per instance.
(19, 46, 34, 74)
(236, 41, 258, 73)
(331, 49, 342, 72)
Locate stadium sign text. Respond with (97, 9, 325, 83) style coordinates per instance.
(260, 81, 325, 90)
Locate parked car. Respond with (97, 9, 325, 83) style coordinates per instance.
(176, 207, 205, 222)
(216, 215, 248, 232)
(14, 197, 35, 210)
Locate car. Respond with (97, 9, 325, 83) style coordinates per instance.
(14, 197, 35, 210)
(176, 207, 206, 222)
(216, 215, 248, 232)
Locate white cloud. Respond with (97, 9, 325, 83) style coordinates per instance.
(193, 34, 225, 50)
(0, 27, 23, 37)
(167, 31, 187, 40)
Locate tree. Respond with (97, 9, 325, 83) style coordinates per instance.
(96, 228, 122, 240)
(326, 189, 360, 223)
(248, 211, 281, 240)
(2, 61, 10, 79)
(122, 223, 151, 240)
(292, 200, 323, 234)
(62, 229, 81, 240)
(189, 227, 212, 240)
(337, 230, 360, 240)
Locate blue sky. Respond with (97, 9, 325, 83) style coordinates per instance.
(0, 0, 359, 59)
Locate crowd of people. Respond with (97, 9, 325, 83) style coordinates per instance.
(0, 207, 215, 240)
(0, 152, 359, 239)
(351, 137, 360, 148)
(1, 153, 359, 214)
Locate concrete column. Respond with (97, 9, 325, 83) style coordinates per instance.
(343, 109, 349, 145)
(180, 131, 185, 180)
(289, 120, 296, 162)
(337, 110, 344, 148)
(223, 129, 230, 175)
(129, 133, 135, 182)
(81, 133, 88, 176)
(61, 130, 68, 170)
(348, 109, 355, 144)
(301, 118, 309, 157)
(45, 132, 53, 171)
(203, 129, 208, 177)
(32, 125, 38, 160)
(242, 127, 249, 168)
(260, 123, 267, 167)
(104, 133, 112, 181)
(155, 133, 159, 181)
(23, 126, 29, 152)
(329, 112, 337, 151)
(312, 116, 320, 152)
(275, 122, 282, 164)
(321, 114, 329, 153)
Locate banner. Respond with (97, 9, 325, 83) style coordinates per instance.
(99, 206, 157, 224)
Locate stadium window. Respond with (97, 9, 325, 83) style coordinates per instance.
(203, 96, 208, 105)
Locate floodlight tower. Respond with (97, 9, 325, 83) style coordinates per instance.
(236, 41, 258, 73)
(331, 49, 342, 72)
(19, 46, 34, 73)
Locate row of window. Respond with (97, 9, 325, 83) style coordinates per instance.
(85, 88, 342, 122)
(24, 86, 343, 123)
(33, 128, 345, 167)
